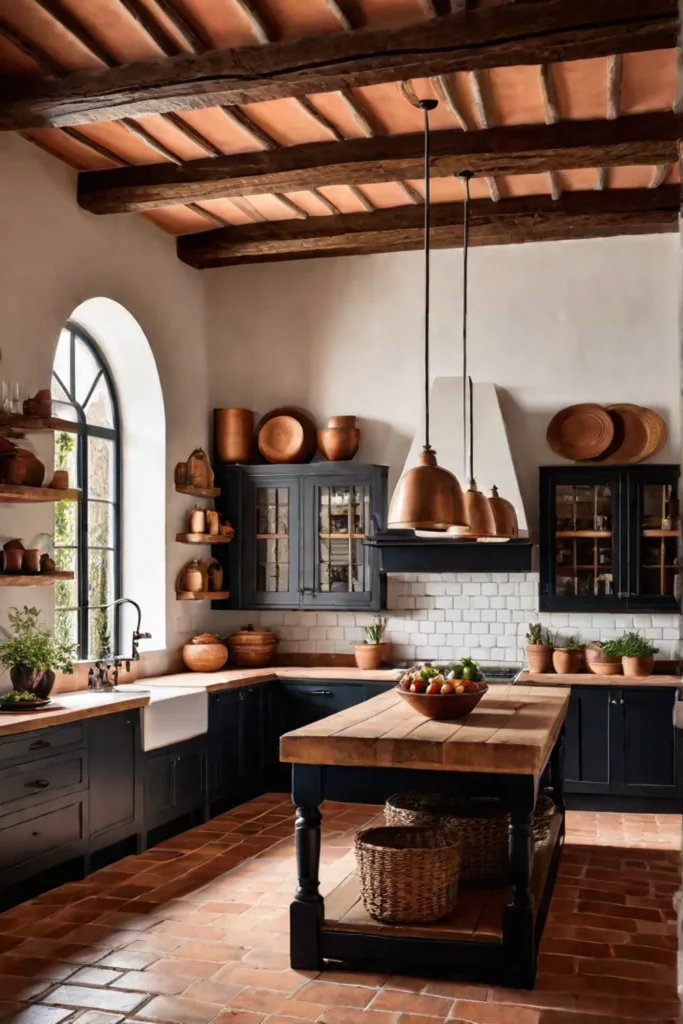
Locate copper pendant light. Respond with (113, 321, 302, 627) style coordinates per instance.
(388, 99, 465, 531)
(453, 172, 495, 540)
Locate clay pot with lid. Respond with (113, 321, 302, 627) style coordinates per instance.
(317, 416, 361, 462)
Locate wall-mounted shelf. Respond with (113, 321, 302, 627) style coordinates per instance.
(0, 572, 74, 587)
(642, 529, 679, 538)
(175, 484, 221, 498)
(555, 530, 612, 538)
(176, 533, 234, 544)
(0, 484, 81, 503)
(176, 590, 230, 601)
(2, 415, 78, 435)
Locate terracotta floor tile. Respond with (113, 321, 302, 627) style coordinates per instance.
(72, 1014, 126, 1024)
(133, 994, 223, 1024)
(180, 980, 247, 1004)
(111, 971, 191, 995)
(3, 1009, 73, 1024)
(211, 1013, 264, 1024)
(147, 959, 220, 981)
(172, 942, 247, 963)
(97, 952, 161, 971)
(369, 989, 454, 1015)
(0, 978, 51, 1002)
(294, 982, 374, 1009)
(216, 966, 310, 992)
(43, 985, 146, 1013)
(317, 1011, 399, 1024)
(228, 988, 285, 1014)
(69, 967, 125, 986)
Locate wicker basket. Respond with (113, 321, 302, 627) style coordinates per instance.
(385, 793, 555, 884)
(355, 826, 460, 924)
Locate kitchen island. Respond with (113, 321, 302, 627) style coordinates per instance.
(280, 683, 569, 988)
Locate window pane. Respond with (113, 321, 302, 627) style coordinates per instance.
(89, 607, 114, 659)
(88, 548, 114, 610)
(55, 609, 78, 651)
(85, 374, 114, 428)
(55, 496, 78, 549)
(88, 436, 115, 499)
(88, 501, 114, 547)
(55, 548, 78, 608)
(53, 331, 72, 395)
(74, 335, 101, 405)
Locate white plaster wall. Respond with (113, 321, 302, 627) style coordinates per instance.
(0, 133, 208, 660)
(206, 233, 680, 535)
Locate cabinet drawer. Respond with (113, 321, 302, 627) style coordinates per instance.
(0, 751, 87, 814)
(0, 795, 86, 877)
(0, 724, 85, 766)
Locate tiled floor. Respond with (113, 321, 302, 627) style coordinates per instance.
(0, 797, 680, 1024)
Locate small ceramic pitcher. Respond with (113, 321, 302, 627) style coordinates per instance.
(206, 510, 220, 536)
(189, 505, 206, 534)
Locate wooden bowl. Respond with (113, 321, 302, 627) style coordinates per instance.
(590, 404, 663, 465)
(317, 427, 360, 461)
(546, 404, 614, 461)
(256, 407, 316, 464)
(227, 629, 279, 667)
(328, 416, 357, 429)
(588, 660, 622, 676)
(396, 682, 488, 720)
(182, 643, 228, 672)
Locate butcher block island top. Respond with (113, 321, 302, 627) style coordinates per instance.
(280, 682, 569, 775)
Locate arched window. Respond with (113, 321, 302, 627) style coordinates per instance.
(52, 322, 121, 659)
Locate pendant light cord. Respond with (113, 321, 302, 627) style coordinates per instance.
(423, 101, 432, 453)
(460, 171, 472, 482)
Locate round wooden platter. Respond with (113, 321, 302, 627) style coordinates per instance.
(256, 407, 316, 464)
(589, 404, 666, 464)
(546, 404, 614, 461)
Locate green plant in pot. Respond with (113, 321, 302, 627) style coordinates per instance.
(525, 622, 553, 674)
(0, 606, 76, 699)
(603, 631, 658, 679)
(584, 640, 623, 677)
(354, 615, 388, 670)
(552, 635, 585, 675)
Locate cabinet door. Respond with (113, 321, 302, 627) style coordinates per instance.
(239, 687, 264, 783)
(247, 475, 301, 607)
(625, 467, 680, 612)
(540, 468, 626, 612)
(209, 691, 240, 800)
(88, 712, 140, 846)
(144, 741, 204, 827)
(564, 686, 614, 793)
(613, 687, 679, 798)
(301, 469, 385, 610)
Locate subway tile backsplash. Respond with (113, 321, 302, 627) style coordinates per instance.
(214, 573, 682, 665)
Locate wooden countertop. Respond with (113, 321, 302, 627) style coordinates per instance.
(0, 692, 149, 737)
(518, 671, 681, 688)
(143, 666, 402, 693)
(280, 683, 570, 775)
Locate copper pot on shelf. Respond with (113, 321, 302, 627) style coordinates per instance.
(317, 416, 361, 461)
(214, 408, 253, 463)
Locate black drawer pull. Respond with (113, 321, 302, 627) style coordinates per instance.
(31, 831, 39, 837)
(309, 690, 333, 697)
(25, 779, 50, 789)
(29, 739, 51, 751)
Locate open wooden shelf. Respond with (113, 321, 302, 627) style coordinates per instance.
(0, 572, 74, 587)
(175, 483, 221, 498)
(0, 484, 81, 503)
(642, 529, 679, 538)
(176, 532, 234, 544)
(556, 530, 611, 538)
(176, 590, 230, 601)
(2, 415, 78, 435)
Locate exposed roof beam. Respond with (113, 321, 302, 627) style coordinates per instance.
(0, 0, 675, 129)
(177, 186, 680, 267)
(77, 111, 682, 213)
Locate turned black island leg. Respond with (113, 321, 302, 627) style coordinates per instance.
(291, 765, 324, 970)
(502, 773, 537, 989)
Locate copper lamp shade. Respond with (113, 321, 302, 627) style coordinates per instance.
(460, 480, 495, 538)
(389, 448, 466, 530)
(488, 485, 519, 538)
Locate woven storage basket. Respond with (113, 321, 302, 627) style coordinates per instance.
(385, 793, 555, 884)
(355, 826, 460, 924)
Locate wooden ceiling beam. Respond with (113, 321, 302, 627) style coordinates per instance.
(77, 111, 682, 213)
(176, 186, 680, 267)
(0, 0, 675, 129)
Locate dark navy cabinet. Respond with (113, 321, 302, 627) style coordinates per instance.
(213, 463, 388, 611)
(143, 736, 206, 832)
(88, 712, 142, 851)
(208, 684, 274, 812)
(564, 684, 680, 807)
(540, 465, 680, 613)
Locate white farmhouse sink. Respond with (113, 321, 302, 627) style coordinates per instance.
(59, 685, 208, 751)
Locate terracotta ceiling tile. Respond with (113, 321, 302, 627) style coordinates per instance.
(502, 172, 551, 197)
(21, 128, 117, 170)
(306, 93, 370, 140)
(359, 182, 416, 208)
(74, 122, 167, 165)
(168, 0, 270, 47)
(353, 80, 456, 136)
(610, 165, 661, 190)
(246, 193, 303, 220)
(664, 163, 680, 185)
(259, 0, 350, 39)
(281, 190, 337, 217)
(557, 168, 599, 192)
(0, 0, 106, 71)
(57, 0, 165, 62)
(0, 32, 43, 75)
(134, 113, 208, 162)
(352, 0, 431, 30)
(133, 0, 196, 53)
(178, 109, 263, 156)
(621, 50, 677, 113)
(552, 58, 610, 120)
(315, 185, 373, 214)
(238, 98, 340, 146)
(486, 66, 547, 126)
(197, 198, 256, 226)
(143, 205, 213, 234)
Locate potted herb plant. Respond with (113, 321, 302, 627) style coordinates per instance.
(585, 640, 622, 676)
(354, 615, 388, 670)
(525, 622, 553, 673)
(606, 631, 659, 678)
(0, 606, 76, 698)
(552, 635, 585, 675)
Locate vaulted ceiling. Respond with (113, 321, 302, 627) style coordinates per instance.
(0, 0, 679, 266)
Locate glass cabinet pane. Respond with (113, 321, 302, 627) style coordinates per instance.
(554, 482, 614, 598)
(317, 484, 370, 594)
(638, 482, 679, 600)
(255, 487, 290, 594)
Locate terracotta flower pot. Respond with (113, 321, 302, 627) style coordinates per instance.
(354, 642, 386, 670)
(622, 655, 654, 679)
(526, 644, 553, 673)
(552, 648, 583, 675)
(585, 644, 622, 676)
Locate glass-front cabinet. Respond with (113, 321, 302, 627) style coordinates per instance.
(213, 463, 387, 610)
(540, 465, 680, 612)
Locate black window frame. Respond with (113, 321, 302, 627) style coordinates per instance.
(53, 321, 122, 659)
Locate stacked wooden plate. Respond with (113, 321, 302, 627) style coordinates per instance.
(547, 404, 666, 464)
(256, 407, 317, 464)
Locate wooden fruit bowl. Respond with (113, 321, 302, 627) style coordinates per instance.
(396, 682, 488, 720)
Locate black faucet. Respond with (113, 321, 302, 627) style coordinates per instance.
(87, 598, 151, 691)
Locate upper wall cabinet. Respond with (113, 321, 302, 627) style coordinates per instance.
(212, 463, 388, 611)
(539, 465, 680, 613)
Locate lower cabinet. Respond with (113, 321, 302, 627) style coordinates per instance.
(564, 684, 680, 805)
(208, 684, 272, 810)
(88, 712, 142, 851)
(0, 794, 88, 887)
(143, 736, 206, 832)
